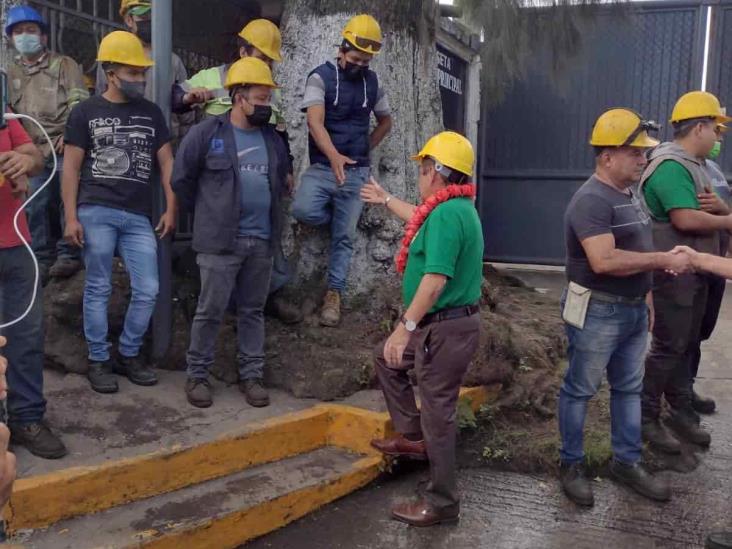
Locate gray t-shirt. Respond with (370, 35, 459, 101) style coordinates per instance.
(233, 126, 271, 240)
(565, 176, 653, 298)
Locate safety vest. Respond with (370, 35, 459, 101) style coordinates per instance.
(183, 64, 286, 129)
(638, 141, 720, 255)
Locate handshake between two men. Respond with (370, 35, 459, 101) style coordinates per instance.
(668, 245, 732, 280)
(662, 246, 697, 275)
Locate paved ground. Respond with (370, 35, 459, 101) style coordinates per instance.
(16, 370, 316, 478)
(248, 271, 732, 549)
(19, 364, 393, 478)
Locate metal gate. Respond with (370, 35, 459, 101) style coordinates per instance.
(479, 1, 711, 265)
(708, 0, 732, 176)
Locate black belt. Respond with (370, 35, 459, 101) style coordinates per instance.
(590, 290, 646, 305)
(419, 304, 480, 328)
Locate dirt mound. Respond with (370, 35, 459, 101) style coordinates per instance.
(42, 263, 566, 402)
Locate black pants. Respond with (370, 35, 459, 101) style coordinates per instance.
(642, 273, 709, 421)
(689, 274, 726, 382)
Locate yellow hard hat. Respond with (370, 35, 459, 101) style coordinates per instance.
(97, 30, 153, 67)
(239, 19, 282, 62)
(119, 0, 150, 17)
(225, 56, 278, 89)
(590, 108, 660, 148)
(412, 131, 474, 177)
(671, 91, 732, 124)
(342, 14, 382, 55)
(717, 107, 729, 133)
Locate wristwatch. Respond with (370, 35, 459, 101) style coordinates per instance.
(384, 195, 393, 206)
(401, 315, 417, 332)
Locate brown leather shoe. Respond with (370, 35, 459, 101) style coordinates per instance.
(391, 499, 459, 527)
(371, 434, 427, 460)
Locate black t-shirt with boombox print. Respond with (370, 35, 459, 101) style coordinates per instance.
(65, 95, 170, 218)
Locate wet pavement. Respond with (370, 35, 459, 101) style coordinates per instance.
(247, 273, 732, 549)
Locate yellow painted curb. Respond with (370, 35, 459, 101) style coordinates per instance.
(132, 455, 383, 549)
(7, 407, 330, 531)
(6, 383, 501, 543)
(323, 405, 391, 455)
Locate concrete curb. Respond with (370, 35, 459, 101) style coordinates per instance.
(6, 384, 500, 547)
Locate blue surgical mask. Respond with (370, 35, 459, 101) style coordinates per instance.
(13, 33, 43, 56)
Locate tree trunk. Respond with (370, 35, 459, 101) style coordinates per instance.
(276, 0, 444, 304)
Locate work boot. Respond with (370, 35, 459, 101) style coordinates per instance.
(559, 462, 594, 507)
(692, 390, 716, 415)
(186, 378, 213, 408)
(240, 379, 270, 407)
(707, 531, 732, 549)
(113, 354, 158, 386)
(48, 258, 83, 279)
(9, 421, 67, 459)
(87, 361, 118, 394)
(265, 291, 303, 324)
(667, 409, 711, 447)
(319, 290, 341, 327)
(609, 460, 671, 502)
(642, 419, 682, 454)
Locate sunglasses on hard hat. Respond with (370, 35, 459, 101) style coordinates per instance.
(350, 35, 381, 53)
(622, 118, 660, 147)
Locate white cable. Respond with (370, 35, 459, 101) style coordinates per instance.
(0, 112, 58, 329)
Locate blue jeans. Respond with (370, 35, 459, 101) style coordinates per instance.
(291, 164, 369, 292)
(0, 246, 46, 424)
(559, 295, 648, 465)
(78, 204, 159, 362)
(25, 157, 79, 266)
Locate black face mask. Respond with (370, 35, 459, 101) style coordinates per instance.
(246, 104, 272, 127)
(135, 20, 152, 44)
(344, 61, 366, 81)
(114, 74, 146, 101)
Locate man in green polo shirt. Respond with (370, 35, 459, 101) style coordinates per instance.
(639, 91, 732, 452)
(361, 131, 483, 527)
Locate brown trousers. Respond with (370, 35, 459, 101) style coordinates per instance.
(375, 313, 481, 510)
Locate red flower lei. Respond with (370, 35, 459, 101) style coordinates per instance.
(396, 184, 476, 274)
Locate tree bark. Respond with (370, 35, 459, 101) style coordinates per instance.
(276, 0, 444, 303)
